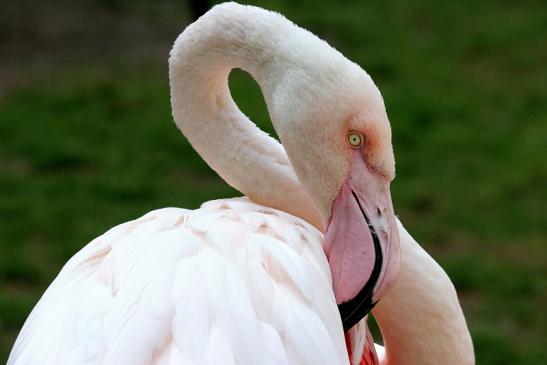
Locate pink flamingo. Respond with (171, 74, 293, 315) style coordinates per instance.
(9, 3, 473, 364)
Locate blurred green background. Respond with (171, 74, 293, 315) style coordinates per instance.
(1, 0, 546, 363)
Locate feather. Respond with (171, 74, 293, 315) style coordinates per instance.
(8, 199, 350, 365)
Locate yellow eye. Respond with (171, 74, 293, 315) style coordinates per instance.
(347, 132, 363, 147)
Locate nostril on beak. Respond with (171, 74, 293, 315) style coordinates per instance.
(377, 207, 382, 216)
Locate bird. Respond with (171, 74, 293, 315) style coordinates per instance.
(8, 2, 474, 365)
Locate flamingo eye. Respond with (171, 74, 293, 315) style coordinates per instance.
(347, 131, 363, 148)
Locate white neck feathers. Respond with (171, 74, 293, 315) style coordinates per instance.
(169, 3, 323, 228)
(372, 221, 475, 365)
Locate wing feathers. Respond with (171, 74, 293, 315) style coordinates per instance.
(9, 198, 348, 365)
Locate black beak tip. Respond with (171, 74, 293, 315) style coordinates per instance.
(338, 294, 377, 331)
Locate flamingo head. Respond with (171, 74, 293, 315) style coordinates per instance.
(323, 103, 400, 331)
(268, 51, 400, 331)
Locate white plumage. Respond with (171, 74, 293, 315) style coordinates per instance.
(9, 2, 476, 364)
(9, 198, 348, 365)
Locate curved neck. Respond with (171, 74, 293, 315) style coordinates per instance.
(372, 221, 475, 365)
(169, 4, 323, 229)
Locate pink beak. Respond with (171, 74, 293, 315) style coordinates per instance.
(324, 150, 400, 331)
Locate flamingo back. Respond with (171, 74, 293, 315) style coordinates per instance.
(8, 198, 355, 365)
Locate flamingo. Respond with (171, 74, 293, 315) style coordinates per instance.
(8, 3, 474, 365)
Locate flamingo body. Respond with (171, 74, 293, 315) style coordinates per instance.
(9, 198, 351, 365)
(8, 2, 475, 364)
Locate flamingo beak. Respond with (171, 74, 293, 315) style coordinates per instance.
(323, 151, 400, 331)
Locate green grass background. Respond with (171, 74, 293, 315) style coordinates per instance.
(1, 0, 546, 363)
